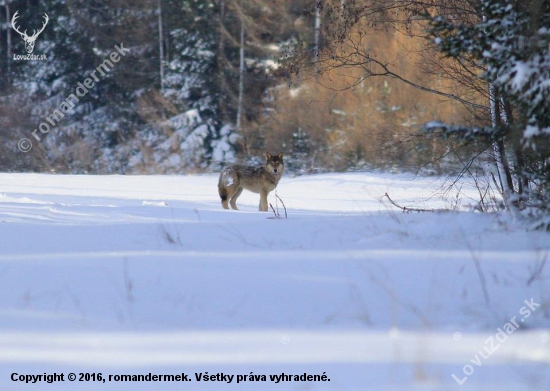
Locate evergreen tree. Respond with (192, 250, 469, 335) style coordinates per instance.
(426, 0, 550, 228)
(162, 0, 225, 165)
(0, 0, 304, 172)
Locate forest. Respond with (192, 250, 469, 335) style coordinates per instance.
(1, 0, 549, 226)
(1, 3, 550, 388)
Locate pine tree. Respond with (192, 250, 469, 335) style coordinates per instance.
(426, 0, 550, 228)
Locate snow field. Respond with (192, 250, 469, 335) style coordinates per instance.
(0, 172, 548, 390)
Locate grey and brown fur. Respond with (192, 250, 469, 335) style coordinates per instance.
(218, 152, 284, 211)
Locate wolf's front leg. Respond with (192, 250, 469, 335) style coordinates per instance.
(259, 190, 269, 212)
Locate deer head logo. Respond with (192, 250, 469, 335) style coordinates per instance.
(11, 11, 49, 54)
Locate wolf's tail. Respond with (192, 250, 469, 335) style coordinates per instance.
(218, 176, 228, 202)
(219, 187, 228, 202)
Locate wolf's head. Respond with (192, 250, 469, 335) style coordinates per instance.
(265, 152, 284, 176)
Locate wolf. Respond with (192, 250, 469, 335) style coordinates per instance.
(218, 152, 284, 211)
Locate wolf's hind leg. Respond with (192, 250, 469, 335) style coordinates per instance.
(219, 168, 239, 210)
(219, 183, 238, 210)
(230, 187, 244, 210)
(219, 184, 236, 209)
(219, 186, 230, 209)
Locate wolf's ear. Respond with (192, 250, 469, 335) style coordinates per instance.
(278, 152, 284, 159)
(266, 152, 272, 159)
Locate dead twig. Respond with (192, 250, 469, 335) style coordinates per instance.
(527, 250, 548, 286)
(382, 193, 434, 213)
(460, 230, 491, 307)
(269, 203, 280, 218)
(275, 193, 288, 218)
(269, 192, 288, 219)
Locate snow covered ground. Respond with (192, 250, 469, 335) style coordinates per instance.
(0, 172, 548, 390)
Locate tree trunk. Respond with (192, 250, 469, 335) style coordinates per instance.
(6, 3, 11, 85)
(236, 0, 245, 131)
(489, 84, 505, 194)
(219, 0, 225, 57)
(501, 97, 528, 195)
(489, 84, 515, 200)
(314, 0, 321, 77)
(157, 0, 164, 92)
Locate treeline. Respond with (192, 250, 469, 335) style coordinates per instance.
(283, 0, 549, 227)
(1, 0, 548, 230)
(0, 0, 312, 172)
(1, 0, 476, 175)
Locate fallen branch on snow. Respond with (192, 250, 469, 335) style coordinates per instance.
(382, 193, 434, 213)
